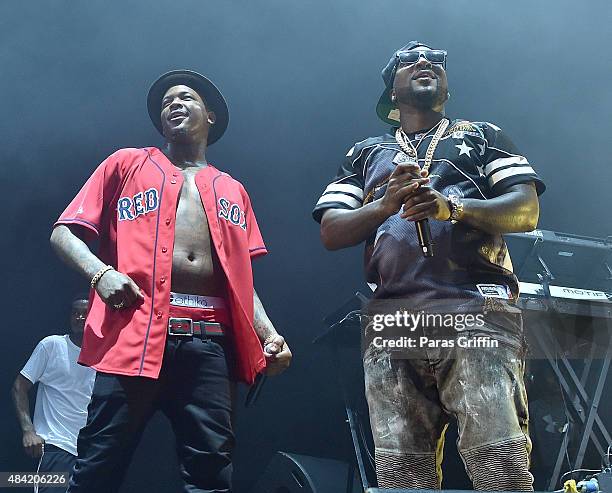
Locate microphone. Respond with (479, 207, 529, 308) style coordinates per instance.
(415, 218, 434, 257)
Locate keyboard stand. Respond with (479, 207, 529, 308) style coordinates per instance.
(529, 263, 612, 490)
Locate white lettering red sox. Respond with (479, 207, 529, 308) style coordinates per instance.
(117, 188, 160, 221)
(218, 198, 247, 230)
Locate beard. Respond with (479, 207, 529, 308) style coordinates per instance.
(395, 83, 447, 111)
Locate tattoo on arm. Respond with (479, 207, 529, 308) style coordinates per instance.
(50, 225, 106, 281)
(253, 289, 277, 342)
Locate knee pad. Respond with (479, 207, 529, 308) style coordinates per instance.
(460, 437, 533, 491)
(375, 449, 441, 489)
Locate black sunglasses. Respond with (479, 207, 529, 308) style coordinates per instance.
(396, 50, 447, 68)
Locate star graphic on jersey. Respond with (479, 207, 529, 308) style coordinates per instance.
(478, 143, 486, 156)
(456, 140, 473, 157)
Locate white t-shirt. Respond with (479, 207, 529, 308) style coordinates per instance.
(20, 334, 96, 456)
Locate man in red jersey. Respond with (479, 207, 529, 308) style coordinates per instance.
(50, 70, 291, 493)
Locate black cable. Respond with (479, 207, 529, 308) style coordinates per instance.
(356, 411, 376, 467)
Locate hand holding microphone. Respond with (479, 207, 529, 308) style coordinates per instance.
(400, 169, 452, 257)
(399, 170, 451, 222)
(379, 163, 430, 218)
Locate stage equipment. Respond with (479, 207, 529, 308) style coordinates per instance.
(505, 229, 612, 293)
(315, 292, 376, 490)
(251, 451, 360, 493)
(594, 468, 612, 492)
(311, 228, 612, 490)
(505, 229, 612, 489)
(363, 490, 551, 493)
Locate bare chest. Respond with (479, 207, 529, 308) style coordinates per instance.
(175, 173, 208, 238)
(171, 170, 223, 295)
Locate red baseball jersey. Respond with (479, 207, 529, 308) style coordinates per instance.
(55, 147, 268, 384)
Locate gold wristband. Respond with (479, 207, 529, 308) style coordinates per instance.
(91, 265, 113, 289)
(447, 194, 464, 223)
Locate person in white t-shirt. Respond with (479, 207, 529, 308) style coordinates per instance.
(11, 295, 96, 492)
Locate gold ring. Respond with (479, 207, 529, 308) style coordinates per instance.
(113, 301, 125, 309)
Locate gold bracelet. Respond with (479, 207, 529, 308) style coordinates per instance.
(91, 265, 113, 289)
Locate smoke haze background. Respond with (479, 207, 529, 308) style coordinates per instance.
(1, 0, 611, 490)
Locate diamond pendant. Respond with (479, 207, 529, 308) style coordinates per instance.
(393, 152, 417, 165)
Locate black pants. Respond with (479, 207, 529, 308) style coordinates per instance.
(35, 444, 76, 492)
(68, 336, 235, 493)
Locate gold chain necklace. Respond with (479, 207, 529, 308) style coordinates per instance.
(408, 119, 443, 153)
(362, 118, 450, 206)
(395, 118, 449, 173)
(394, 119, 441, 157)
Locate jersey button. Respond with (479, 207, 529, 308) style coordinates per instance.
(161, 247, 168, 253)
(165, 218, 171, 225)
(156, 311, 163, 319)
(160, 277, 166, 284)
(170, 179, 177, 184)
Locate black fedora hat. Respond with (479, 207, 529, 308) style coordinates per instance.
(147, 69, 229, 145)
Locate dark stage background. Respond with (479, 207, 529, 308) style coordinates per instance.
(1, 1, 611, 491)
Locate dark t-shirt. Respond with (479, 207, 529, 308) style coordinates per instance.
(313, 119, 545, 310)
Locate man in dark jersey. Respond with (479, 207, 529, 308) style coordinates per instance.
(313, 42, 544, 490)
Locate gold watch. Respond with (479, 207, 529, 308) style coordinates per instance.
(447, 194, 464, 223)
